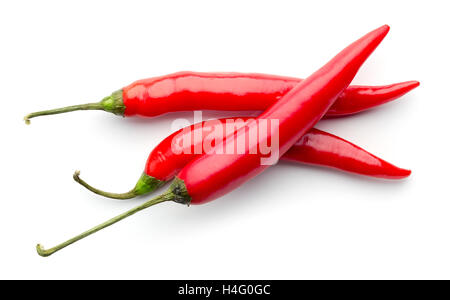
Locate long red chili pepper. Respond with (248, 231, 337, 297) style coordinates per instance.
(37, 25, 390, 256)
(281, 128, 410, 178)
(24, 72, 418, 123)
(73, 118, 410, 200)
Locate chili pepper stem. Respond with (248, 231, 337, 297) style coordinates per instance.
(73, 171, 165, 200)
(73, 171, 137, 200)
(36, 191, 174, 257)
(24, 103, 104, 124)
(24, 90, 125, 124)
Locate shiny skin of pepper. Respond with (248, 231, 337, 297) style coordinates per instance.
(175, 25, 390, 204)
(145, 118, 410, 182)
(122, 72, 418, 118)
(282, 128, 410, 179)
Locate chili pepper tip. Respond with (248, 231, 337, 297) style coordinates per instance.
(402, 169, 412, 177)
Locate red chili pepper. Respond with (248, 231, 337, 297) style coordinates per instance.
(24, 72, 418, 123)
(282, 128, 410, 178)
(325, 81, 419, 117)
(73, 118, 410, 200)
(37, 25, 390, 256)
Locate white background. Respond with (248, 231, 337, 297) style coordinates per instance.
(0, 0, 448, 279)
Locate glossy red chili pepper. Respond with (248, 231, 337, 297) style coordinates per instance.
(121, 73, 418, 117)
(73, 118, 410, 200)
(37, 25, 390, 256)
(24, 72, 418, 123)
(324, 81, 419, 117)
(282, 128, 410, 179)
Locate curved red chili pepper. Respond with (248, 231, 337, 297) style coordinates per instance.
(24, 72, 418, 123)
(325, 81, 419, 116)
(122, 72, 418, 117)
(37, 25, 392, 256)
(282, 128, 410, 179)
(73, 118, 410, 200)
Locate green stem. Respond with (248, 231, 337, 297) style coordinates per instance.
(24, 102, 103, 124)
(24, 90, 125, 124)
(73, 171, 137, 200)
(36, 191, 175, 257)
